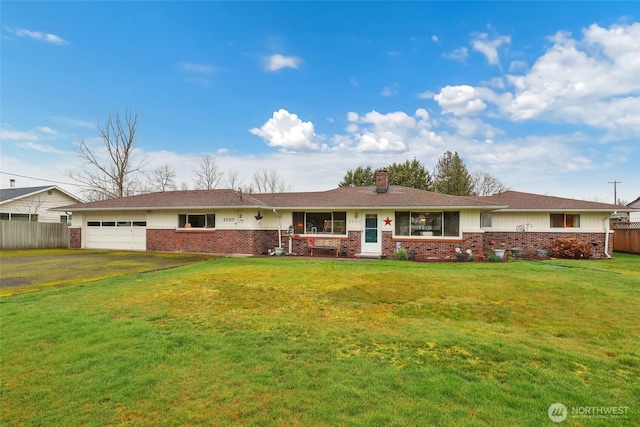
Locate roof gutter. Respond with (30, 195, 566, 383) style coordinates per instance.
(273, 208, 282, 249)
(603, 212, 617, 259)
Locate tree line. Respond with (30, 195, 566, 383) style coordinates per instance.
(339, 153, 508, 196)
(68, 109, 507, 201)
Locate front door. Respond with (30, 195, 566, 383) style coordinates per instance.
(361, 213, 382, 254)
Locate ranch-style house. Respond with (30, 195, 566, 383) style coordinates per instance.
(55, 171, 631, 259)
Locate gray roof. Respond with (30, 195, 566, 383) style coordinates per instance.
(0, 186, 81, 205)
(0, 186, 54, 202)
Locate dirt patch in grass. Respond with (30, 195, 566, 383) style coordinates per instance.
(0, 249, 214, 296)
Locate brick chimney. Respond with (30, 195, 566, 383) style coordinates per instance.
(376, 169, 388, 193)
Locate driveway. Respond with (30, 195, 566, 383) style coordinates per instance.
(0, 249, 213, 296)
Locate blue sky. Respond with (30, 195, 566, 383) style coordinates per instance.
(1, 1, 638, 203)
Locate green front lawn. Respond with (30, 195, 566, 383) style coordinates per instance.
(2, 254, 639, 426)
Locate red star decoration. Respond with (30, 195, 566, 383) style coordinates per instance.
(384, 217, 392, 226)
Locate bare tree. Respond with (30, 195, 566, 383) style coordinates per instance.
(250, 168, 290, 193)
(471, 171, 509, 196)
(149, 164, 177, 192)
(179, 181, 190, 191)
(225, 169, 242, 190)
(21, 194, 46, 221)
(68, 109, 147, 200)
(193, 155, 223, 190)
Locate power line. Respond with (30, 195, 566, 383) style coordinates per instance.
(0, 170, 76, 186)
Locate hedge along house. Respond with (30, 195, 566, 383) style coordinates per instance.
(55, 171, 630, 259)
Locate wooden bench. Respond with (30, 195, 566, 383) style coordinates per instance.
(308, 237, 341, 257)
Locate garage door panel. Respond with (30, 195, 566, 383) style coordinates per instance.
(85, 218, 146, 250)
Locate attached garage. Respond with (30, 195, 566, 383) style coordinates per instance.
(85, 216, 147, 250)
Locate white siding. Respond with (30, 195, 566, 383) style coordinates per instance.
(146, 208, 282, 229)
(481, 211, 610, 232)
(1, 189, 79, 223)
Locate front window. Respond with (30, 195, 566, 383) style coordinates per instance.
(395, 211, 460, 237)
(0, 213, 38, 221)
(179, 214, 215, 228)
(292, 211, 346, 235)
(12, 214, 31, 221)
(480, 213, 492, 228)
(550, 214, 580, 228)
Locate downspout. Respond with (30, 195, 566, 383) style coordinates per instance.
(603, 214, 612, 259)
(273, 208, 282, 248)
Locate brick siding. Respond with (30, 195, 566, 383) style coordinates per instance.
(139, 228, 611, 259)
(69, 228, 81, 248)
(483, 231, 612, 258)
(387, 232, 484, 260)
(147, 229, 279, 255)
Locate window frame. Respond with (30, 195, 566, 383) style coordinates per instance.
(480, 213, 492, 228)
(292, 211, 347, 235)
(394, 211, 461, 237)
(178, 213, 216, 229)
(550, 213, 580, 228)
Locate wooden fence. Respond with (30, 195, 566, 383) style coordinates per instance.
(611, 222, 640, 254)
(0, 221, 69, 250)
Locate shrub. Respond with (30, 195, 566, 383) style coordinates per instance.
(487, 253, 501, 262)
(550, 237, 593, 259)
(395, 249, 410, 261)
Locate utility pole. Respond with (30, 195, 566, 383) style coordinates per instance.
(608, 181, 621, 205)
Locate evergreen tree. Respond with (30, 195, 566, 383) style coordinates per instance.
(387, 158, 432, 190)
(339, 166, 376, 187)
(432, 151, 473, 195)
(340, 159, 432, 189)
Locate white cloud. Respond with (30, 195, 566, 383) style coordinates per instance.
(433, 85, 487, 116)
(499, 22, 640, 136)
(36, 126, 58, 135)
(21, 142, 66, 154)
(471, 32, 511, 65)
(346, 109, 439, 153)
(0, 129, 38, 141)
(51, 117, 95, 128)
(14, 28, 67, 45)
(249, 109, 325, 152)
(181, 62, 215, 74)
(444, 47, 468, 61)
(508, 60, 527, 72)
(443, 117, 501, 141)
(381, 83, 400, 97)
(264, 54, 301, 71)
(417, 90, 436, 99)
(431, 35, 439, 42)
(432, 23, 640, 141)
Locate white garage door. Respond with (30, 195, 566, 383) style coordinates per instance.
(85, 217, 147, 250)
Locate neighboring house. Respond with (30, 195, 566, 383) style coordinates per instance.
(55, 171, 631, 258)
(0, 186, 80, 223)
(628, 197, 640, 222)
